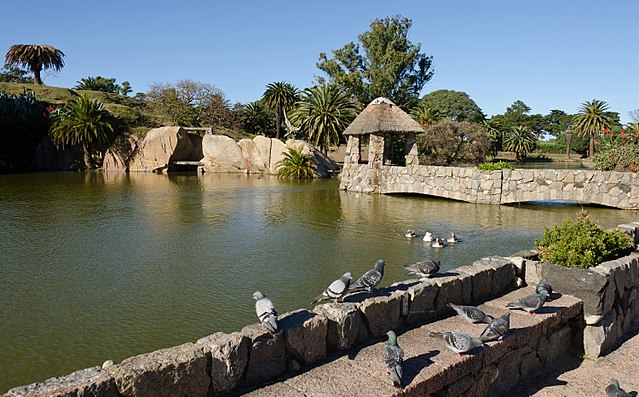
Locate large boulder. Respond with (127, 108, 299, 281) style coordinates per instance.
(239, 323, 287, 387)
(286, 140, 340, 177)
(196, 332, 250, 395)
(202, 134, 244, 172)
(279, 310, 328, 366)
(103, 134, 138, 172)
(238, 138, 268, 173)
(128, 127, 199, 172)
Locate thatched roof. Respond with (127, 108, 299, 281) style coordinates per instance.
(343, 97, 425, 135)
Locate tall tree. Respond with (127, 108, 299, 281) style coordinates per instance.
(419, 90, 484, 122)
(290, 85, 358, 154)
(241, 101, 275, 136)
(316, 15, 433, 109)
(571, 99, 613, 158)
(503, 125, 536, 161)
(262, 81, 299, 139)
(120, 81, 132, 96)
(410, 102, 441, 127)
(5, 44, 65, 85)
(0, 64, 32, 83)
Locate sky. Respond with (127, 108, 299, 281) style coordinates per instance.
(3, 1, 638, 123)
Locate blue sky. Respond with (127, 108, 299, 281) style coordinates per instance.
(3, 1, 638, 122)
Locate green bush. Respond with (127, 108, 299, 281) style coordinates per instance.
(535, 141, 565, 154)
(593, 144, 639, 171)
(535, 210, 632, 268)
(275, 147, 316, 179)
(477, 161, 513, 171)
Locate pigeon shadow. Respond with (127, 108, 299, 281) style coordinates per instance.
(402, 350, 440, 386)
(431, 271, 459, 278)
(533, 306, 562, 315)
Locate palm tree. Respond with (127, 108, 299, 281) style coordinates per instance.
(290, 85, 358, 154)
(5, 44, 65, 85)
(50, 94, 117, 168)
(571, 99, 612, 158)
(241, 101, 274, 135)
(262, 81, 299, 138)
(410, 103, 440, 127)
(503, 125, 536, 162)
(481, 119, 503, 157)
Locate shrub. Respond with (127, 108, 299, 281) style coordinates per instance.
(419, 120, 492, 166)
(535, 209, 632, 268)
(275, 147, 316, 179)
(477, 161, 513, 171)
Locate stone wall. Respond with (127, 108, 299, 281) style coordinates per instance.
(339, 164, 639, 209)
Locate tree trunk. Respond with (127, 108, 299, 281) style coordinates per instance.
(589, 134, 594, 158)
(33, 68, 43, 85)
(275, 106, 282, 139)
(565, 132, 573, 159)
(83, 143, 92, 169)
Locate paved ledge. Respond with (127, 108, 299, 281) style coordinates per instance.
(240, 289, 583, 397)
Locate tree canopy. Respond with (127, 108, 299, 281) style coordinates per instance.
(316, 15, 433, 109)
(5, 44, 65, 85)
(419, 90, 484, 122)
(262, 81, 299, 138)
(571, 99, 613, 157)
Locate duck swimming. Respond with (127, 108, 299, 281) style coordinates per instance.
(405, 229, 417, 238)
(447, 233, 459, 243)
(432, 238, 447, 248)
(423, 232, 433, 242)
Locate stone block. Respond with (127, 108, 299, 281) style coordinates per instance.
(475, 256, 517, 297)
(456, 264, 494, 304)
(539, 262, 608, 316)
(356, 291, 402, 338)
(112, 342, 209, 397)
(404, 281, 438, 325)
(196, 332, 250, 395)
(313, 302, 368, 351)
(5, 367, 118, 397)
(433, 276, 463, 314)
(240, 323, 287, 386)
(489, 348, 525, 396)
(519, 351, 541, 379)
(279, 309, 328, 365)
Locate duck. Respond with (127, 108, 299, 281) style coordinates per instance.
(432, 238, 447, 248)
(405, 229, 417, 238)
(422, 232, 433, 242)
(447, 232, 459, 243)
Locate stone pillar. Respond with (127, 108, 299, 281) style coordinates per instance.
(344, 136, 359, 167)
(404, 133, 419, 166)
(368, 134, 385, 190)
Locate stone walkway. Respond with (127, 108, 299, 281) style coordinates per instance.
(512, 325, 639, 396)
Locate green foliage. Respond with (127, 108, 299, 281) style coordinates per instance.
(410, 102, 440, 126)
(5, 44, 65, 85)
(290, 84, 358, 154)
(316, 15, 433, 108)
(75, 76, 120, 93)
(0, 89, 47, 170)
(477, 161, 513, 171)
(535, 140, 565, 154)
(0, 64, 32, 83)
(419, 90, 484, 122)
(571, 99, 613, 157)
(261, 81, 299, 138)
(482, 119, 503, 157)
(535, 210, 632, 268)
(241, 101, 274, 136)
(420, 120, 492, 166)
(503, 125, 536, 161)
(119, 81, 132, 96)
(50, 94, 118, 168)
(275, 147, 317, 179)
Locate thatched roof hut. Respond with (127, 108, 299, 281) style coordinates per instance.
(343, 97, 424, 136)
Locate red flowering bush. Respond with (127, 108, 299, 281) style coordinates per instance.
(593, 128, 639, 172)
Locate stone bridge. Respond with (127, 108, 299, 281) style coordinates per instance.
(339, 163, 639, 209)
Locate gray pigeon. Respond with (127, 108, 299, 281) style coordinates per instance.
(312, 272, 352, 303)
(449, 303, 494, 324)
(480, 312, 510, 342)
(606, 378, 632, 397)
(429, 331, 483, 355)
(404, 259, 440, 278)
(536, 281, 553, 301)
(383, 330, 404, 388)
(348, 260, 385, 293)
(506, 289, 548, 315)
(253, 291, 278, 333)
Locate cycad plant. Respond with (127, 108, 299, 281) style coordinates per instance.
(50, 94, 117, 168)
(275, 147, 316, 179)
(503, 125, 536, 161)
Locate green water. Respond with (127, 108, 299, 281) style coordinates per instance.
(0, 172, 637, 392)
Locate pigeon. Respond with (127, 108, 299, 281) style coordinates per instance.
(348, 260, 385, 293)
(447, 232, 459, 243)
(429, 331, 484, 355)
(253, 291, 278, 333)
(536, 281, 553, 301)
(405, 229, 417, 238)
(423, 232, 433, 242)
(606, 378, 632, 397)
(383, 330, 404, 388)
(312, 272, 352, 304)
(448, 303, 494, 324)
(506, 289, 548, 315)
(404, 259, 440, 278)
(480, 312, 511, 342)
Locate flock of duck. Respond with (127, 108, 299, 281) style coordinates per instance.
(405, 229, 459, 248)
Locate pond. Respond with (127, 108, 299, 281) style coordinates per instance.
(0, 172, 637, 392)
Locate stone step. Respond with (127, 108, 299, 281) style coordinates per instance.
(240, 288, 582, 397)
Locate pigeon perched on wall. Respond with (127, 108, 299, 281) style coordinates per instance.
(383, 330, 404, 388)
(428, 331, 484, 355)
(606, 378, 632, 397)
(448, 303, 494, 324)
(536, 281, 554, 301)
(312, 272, 352, 304)
(253, 291, 278, 333)
(480, 312, 511, 342)
(404, 259, 440, 278)
(506, 289, 548, 315)
(348, 260, 385, 293)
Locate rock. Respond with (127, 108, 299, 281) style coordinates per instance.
(103, 133, 138, 171)
(240, 323, 287, 386)
(539, 262, 608, 316)
(356, 291, 402, 338)
(313, 302, 369, 351)
(239, 139, 268, 173)
(404, 281, 438, 325)
(196, 332, 250, 395)
(202, 134, 244, 172)
(457, 264, 494, 304)
(35, 134, 78, 170)
(524, 260, 542, 287)
(5, 367, 118, 397)
(101, 360, 116, 369)
(252, 135, 275, 170)
(279, 309, 328, 365)
(286, 140, 340, 177)
(268, 138, 288, 173)
(433, 276, 463, 314)
(475, 256, 517, 297)
(585, 314, 604, 325)
(112, 342, 209, 397)
(506, 256, 526, 276)
(128, 127, 199, 172)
